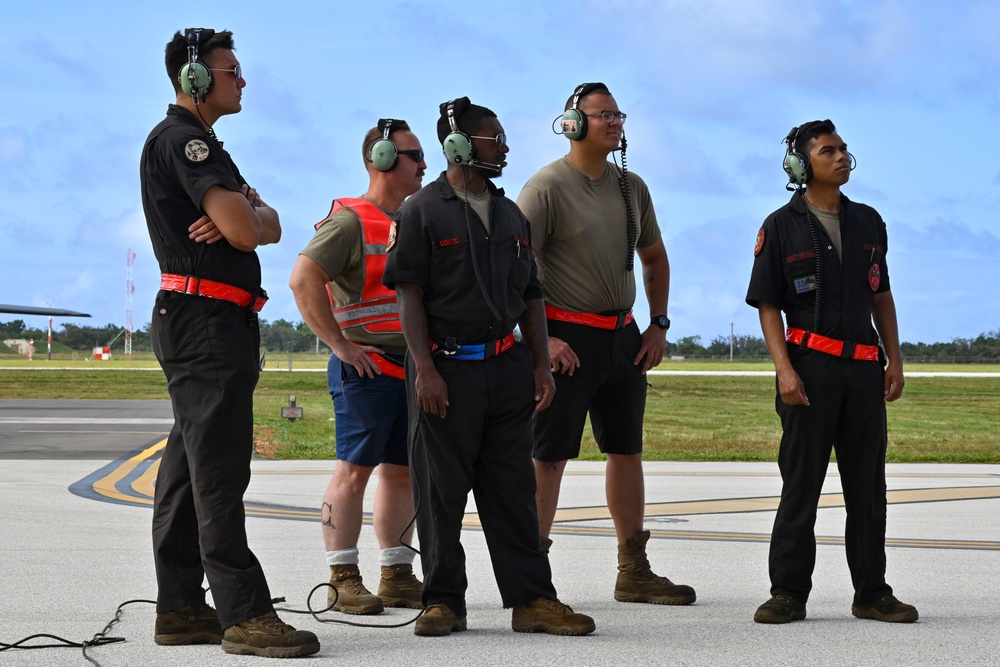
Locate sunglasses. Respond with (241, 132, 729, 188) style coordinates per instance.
(209, 64, 243, 79)
(470, 133, 507, 149)
(397, 149, 425, 163)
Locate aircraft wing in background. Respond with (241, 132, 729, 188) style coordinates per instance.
(0, 304, 91, 317)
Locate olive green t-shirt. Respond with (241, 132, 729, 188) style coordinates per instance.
(806, 202, 843, 262)
(517, 157, 661, 313)
(450, 184, 492, 234)
(300, 205, 406, 355)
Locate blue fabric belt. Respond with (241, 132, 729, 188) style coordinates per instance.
(430, 333, 517, 361)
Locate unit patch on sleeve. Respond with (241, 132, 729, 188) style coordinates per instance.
(184, 140, 210, 163)
(386, 220, 398, 251)
(868, 264, 880, 291)
(754, 227, 765, 256)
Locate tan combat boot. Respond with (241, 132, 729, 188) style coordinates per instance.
(222, 612, 320, 658)
(328, 564, 384, 615)
(615, 529, 696, 605)
(512, 597, 596, 635)
(377, 564, 423, 609)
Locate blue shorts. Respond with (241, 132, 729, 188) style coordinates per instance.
(328, 354, 408, 467)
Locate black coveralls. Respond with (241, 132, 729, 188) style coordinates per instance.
(746, 189, 894, 605)
(383, 172, 557, 617)
(140, 105, 273, 628)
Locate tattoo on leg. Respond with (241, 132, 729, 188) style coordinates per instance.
(643, 269, 654, 285)
(321, 502, 335, 529)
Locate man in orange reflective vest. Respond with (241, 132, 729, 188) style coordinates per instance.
(290, 119, 427, 615)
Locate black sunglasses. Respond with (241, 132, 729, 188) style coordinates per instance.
(397, 149, 425, 163)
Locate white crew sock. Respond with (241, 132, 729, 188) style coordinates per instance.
(379, 546, 416, 567)
(326, 546, 359, 566)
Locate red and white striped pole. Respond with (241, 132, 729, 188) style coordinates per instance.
(47, 317, 52, 361)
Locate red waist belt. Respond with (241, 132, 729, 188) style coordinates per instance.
(160, 274, 268, 312)
(544, 304, 634, 330)
(785, 327, 879, 361)
(366, 351, 405, 381)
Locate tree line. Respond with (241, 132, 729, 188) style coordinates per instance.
(2, 319, 998, 362)
(0, 319, 325, 355)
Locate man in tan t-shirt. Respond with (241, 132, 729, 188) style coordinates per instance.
(289, 119, 427, 616)
(517, 82, 696, 606)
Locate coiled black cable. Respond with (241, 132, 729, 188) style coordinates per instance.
(615, 135, 639, 271)
(804, 209, 823, 333)
(460, 168, 503, 328)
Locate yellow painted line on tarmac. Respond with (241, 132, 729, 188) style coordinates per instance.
(549, 485, 1000, 523)
(542, 525, 1000, 550)
(108, 445, 325, 522)
(247, 468, 999, 480)
(134, 456, 160, 499)
(91, 439, 166, 505)
(18, 430, 172, 435)
(85, 447, 1000, 550)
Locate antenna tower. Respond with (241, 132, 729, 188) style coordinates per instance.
(125, 249, 136, 359)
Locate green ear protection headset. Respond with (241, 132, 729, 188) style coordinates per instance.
(782, 123, 857, 190)
(559, 82, 606, 141)
(368, 118, 400, 172)
(178, 28, 215, 103)
(442, 99, 473, 165)
(782, 125, 811, 187)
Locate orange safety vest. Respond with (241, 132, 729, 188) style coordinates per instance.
(314, 198, 400, 335)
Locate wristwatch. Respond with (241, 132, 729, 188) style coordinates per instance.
(652, 315, 671, 330)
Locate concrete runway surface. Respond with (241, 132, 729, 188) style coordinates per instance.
(1, 399, 998, 666)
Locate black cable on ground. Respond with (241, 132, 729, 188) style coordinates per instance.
(274, 583, 424, 629)
(1, 598, 155, 667)
(3, 581, 421, 666)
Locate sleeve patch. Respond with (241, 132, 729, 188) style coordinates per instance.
(184, 139, 210, 162)
(386, 220, 398, 251)
(754, 227, 765, 256)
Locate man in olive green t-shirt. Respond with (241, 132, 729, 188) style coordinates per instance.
(517, 83, 696, 606)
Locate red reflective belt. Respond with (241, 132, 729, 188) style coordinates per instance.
(785, 327, 879, 361)
(544, 304, 634, 330)
(366, 351, 405, 381)
(160, 274, 268, 312)
(429, 332, 517, 360)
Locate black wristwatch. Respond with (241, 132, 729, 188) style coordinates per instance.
(652, 315, 671, 330)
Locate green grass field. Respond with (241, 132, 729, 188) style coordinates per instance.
(2, 358, 997, 463)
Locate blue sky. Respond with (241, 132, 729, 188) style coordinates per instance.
(1, 0, 997, 346)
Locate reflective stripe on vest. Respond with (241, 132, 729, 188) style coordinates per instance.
(315, 198, 400, 334)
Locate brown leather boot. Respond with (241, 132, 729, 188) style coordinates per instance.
(154, 602, 223, 645)
(378, 564, 423, 609)
(512, 597, 595, 635)
(414, 603, 467, 637)
(328, 564, 384, 615)
(222, 612, 320, 658)
(615, 529, 696, 605)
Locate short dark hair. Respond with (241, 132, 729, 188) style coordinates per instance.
(564, 82, 611, 112)
(793, 119, 837, 155)
(165, 29, 235, 94)
(362, 119, 411, 162)
(436, 97, 497, 145)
